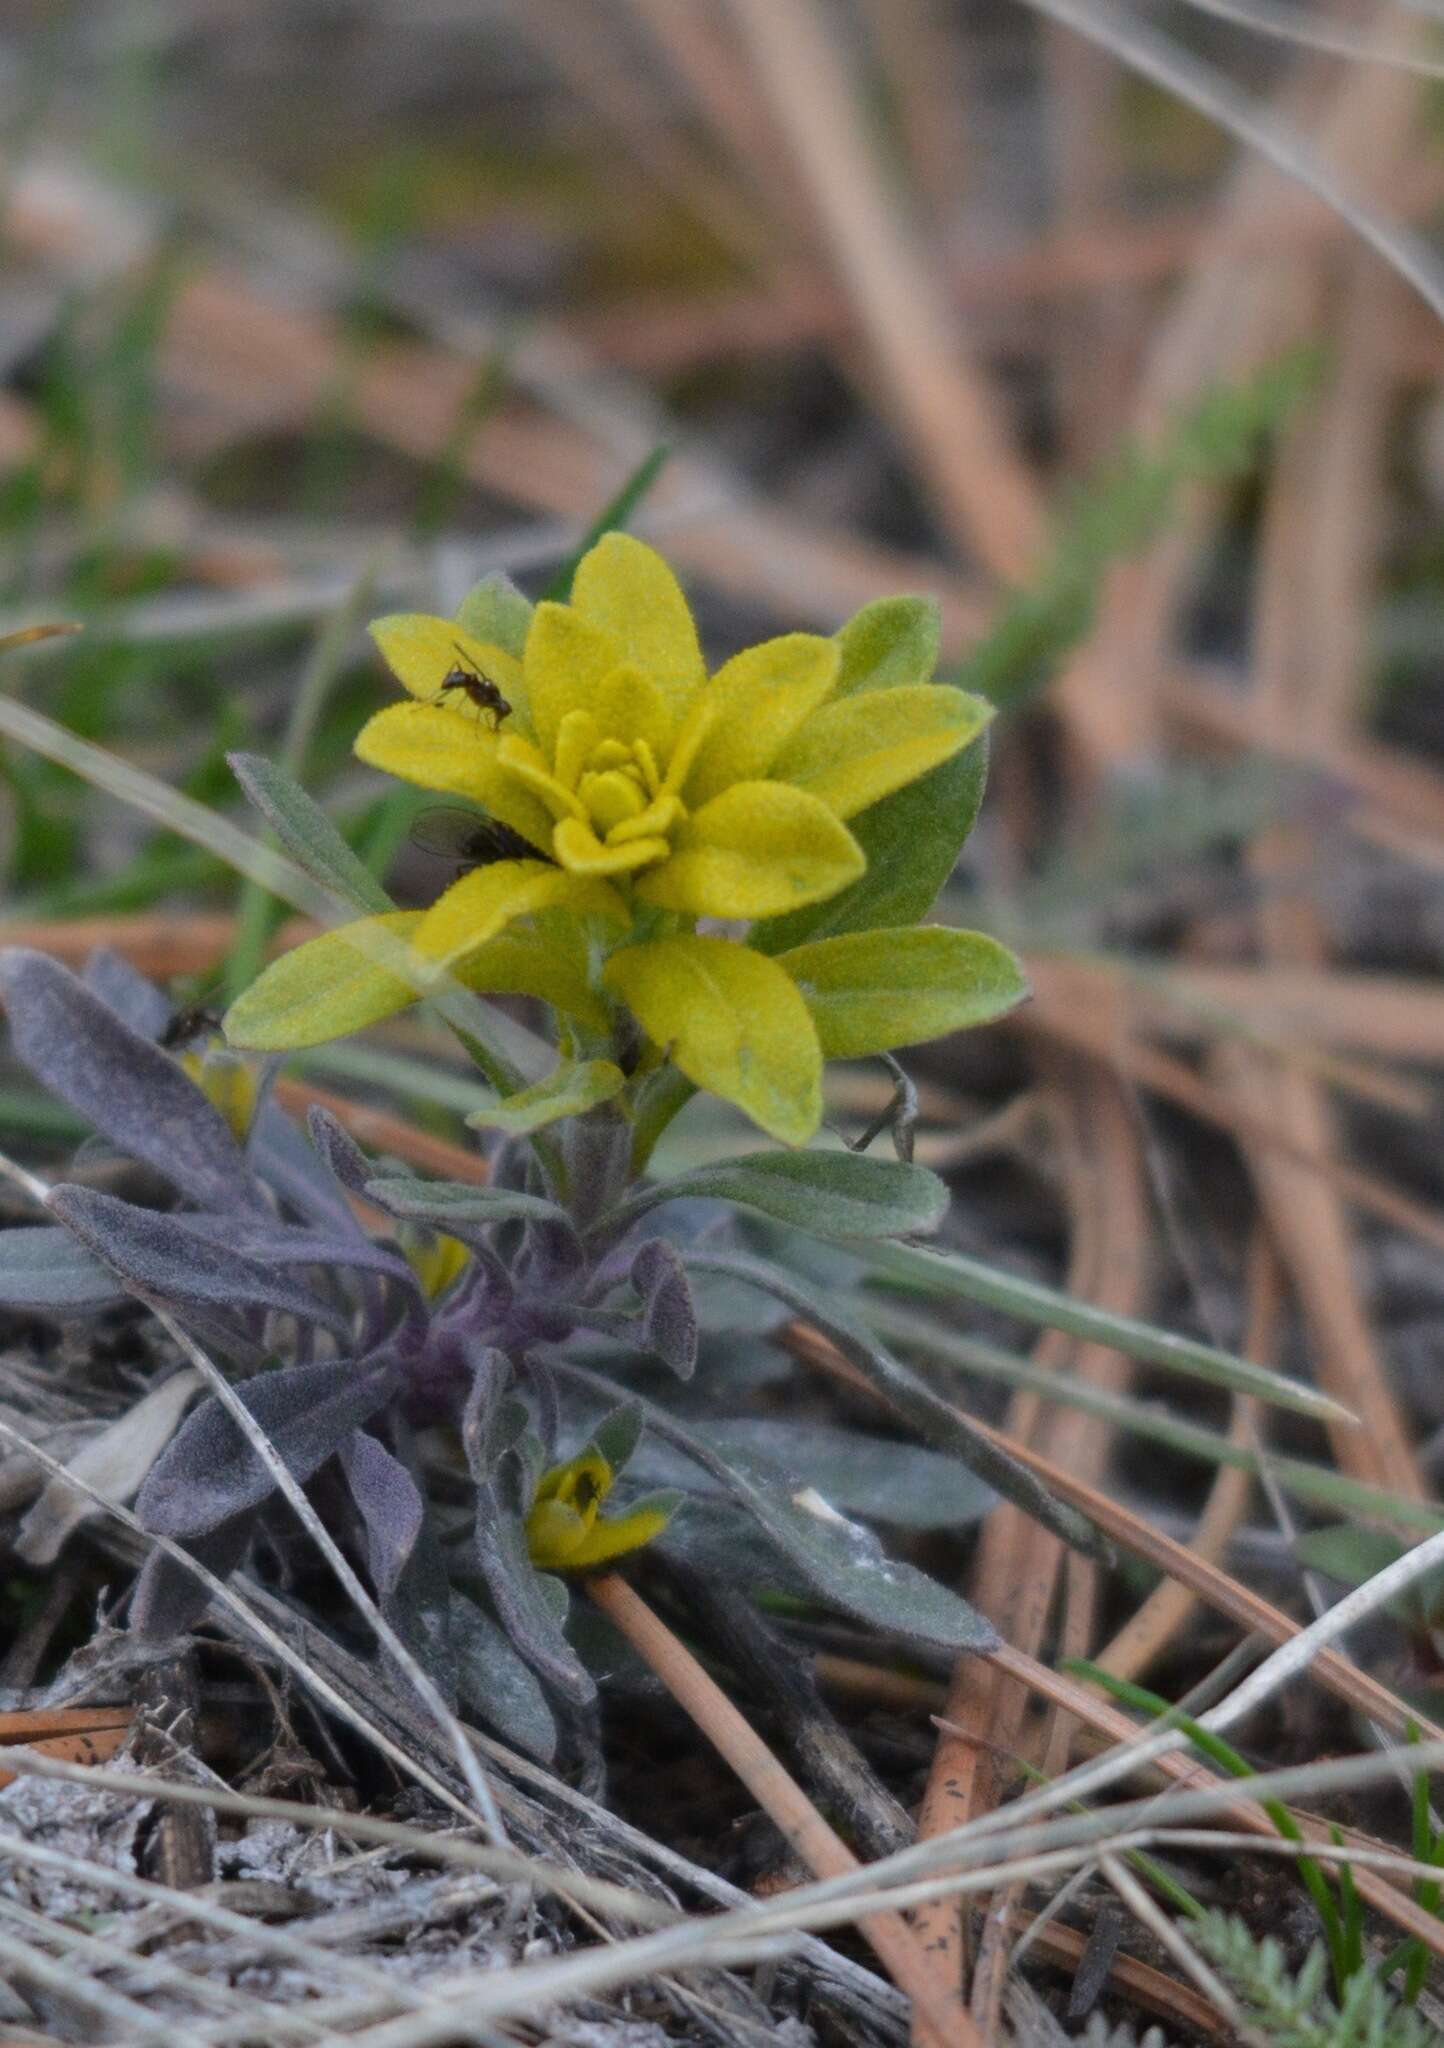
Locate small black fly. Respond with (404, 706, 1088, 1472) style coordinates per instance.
(409, 807, 551, 875)
(436, 645, 512, 728)
(160, 1003, 223, 1050)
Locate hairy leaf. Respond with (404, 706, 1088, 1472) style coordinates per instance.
(366, 1176, 573, 1235)
(608, 1148, 949, 1242)
(0, 1224, 126, 1310)
(629, 1240, 699, 1379)
(46, 1186, 352, 1338)
(685, 1248, 1107, 1560)
(342, 1430, 424, 1605)
(137, 1357, 396, 1537)
(227, 751, 392, 913)
(0, 950, 265, 1213)
(450, 1590, 558, 1763)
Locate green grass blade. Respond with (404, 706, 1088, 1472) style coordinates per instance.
(540, 444, 670, 602)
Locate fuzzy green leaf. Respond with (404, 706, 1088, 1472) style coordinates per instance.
(782, 925, 1028, 1057)
(606, 1148, 949, 1242)
(831, 594, 941, 700)
(466, 1060, 626, 1135)
(455, 572, 534, 660)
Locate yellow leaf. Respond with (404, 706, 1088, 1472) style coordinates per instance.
(368, 614, 527, 726)
(595, 661, 675, 763)
(683, 633, 840, 806)
(522, 602, 625, 760)
(467, 1059, 627, 1134)
(781, 926, 1028, 1057)
(636, 781, 863, 919)
(604, 934, 822, 1146)
(772, 685, 994, 820)
(456, 923, 611, 1031)
(224, 913, 428, 1050)
(414, 860, 628, 971)
(354, 702, 555, 849)
(569, 533, 706, 714)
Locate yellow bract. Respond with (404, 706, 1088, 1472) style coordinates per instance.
(525, 1449, 672, 1572)
(224, 534, 999, 1144)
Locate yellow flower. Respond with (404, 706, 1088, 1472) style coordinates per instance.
(179, 1043, 258, 1143)
(525, 1447, 674, 1573)
(226, 536, 999, 1145)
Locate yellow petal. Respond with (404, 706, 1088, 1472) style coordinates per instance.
(525, 1498, 591, 1569)
(497, 732, 587, 822)
(578, 768, 646, 834)
(552, 816, 670, 875)
(661, 693, 715, 795)
(635, 781, 863, 919)
(415, 861, 628, 972)
(225, 913, 427, 1050)
(368, 614, 527, 726)
(595, 660, 675, 760)
(355, 702, 555, 848)
(523, 602, 624, 759)
(553, 709, 602, 792)
(683, 633, 840, 806)
(570, 534, 706, 714)
(562, 1503, 674, 1569)
(770, 685, 993, 820)
(604, 934, 822, 1146)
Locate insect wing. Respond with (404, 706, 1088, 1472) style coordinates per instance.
(408, 807, 494, 863)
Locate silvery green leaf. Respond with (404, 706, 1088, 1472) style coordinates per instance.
(228, 752, 392, 913)
(137, 1357, 396, 1537)
(46, 1187, 351, 1339)
(588, 1402, 644, 1476)
(472, 1490, 592, 1706)
(342, 1431, 424, 1604)
(608, 1149, 949, 1242)
(630, 1419, 995, 1532)
(455, 572, 533, 659)
(366, 1176, 572, 1235)
(460, 1355, 522, 1480)
(629, 1239, 698, 1379)
(685, 1248, 1107, 1561)
(450, 1590, 558, 1763)
(16, 1368, 202, 1565)
(0, 1225, 126, 1310)
(82, 947, 172, 1039)
(0, 950, 266, 1213)
(552, 1360, 996, 1652)
(864, 1239, 1351, 1420)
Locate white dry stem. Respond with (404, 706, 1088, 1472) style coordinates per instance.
(1017, 0, 1444, 327)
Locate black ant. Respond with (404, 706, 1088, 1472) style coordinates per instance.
(437, 644, 512, 729)
(160, 1003, 223, 1050)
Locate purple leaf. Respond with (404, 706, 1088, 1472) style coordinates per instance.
(46, 1186, 351, 1338)
(630, 1240, 698, 1380)
(0, 950, 264, 1213)
(82, 949, 172, 1040)
(249, 1099, 368, 1237)
(129, 1509, 257, 1639)
(341, 1430, 423, 1604)
(136, 1356, 397, 1537)
(305, 1105, 375, 1197)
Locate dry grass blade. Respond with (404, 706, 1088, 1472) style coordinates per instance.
(587, 1572, 970, 2046)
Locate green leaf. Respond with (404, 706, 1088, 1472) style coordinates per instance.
(589, 1402, 644, 1476)
(541, 444, 671, 604)
(863, 1237, 1355, 1422)
(0, 1225, 125, 1309)
(604, 1148, 949, 1242)
(224, 914, 425, 1049)
(831, 594, 941, 700)
(782, 925, 1028, 1057)
(555, 1361, 996, 1651)
(364, 1177, 573, 1233)
(455, 572, 533, 659)
(754, 727, 989, 953)
(686, 1247, 1106, 1561)
(466, 1059, 626, 1136)
(227, 752, 392, 914)
(1295, 1526, 1444, 1628)
(450, 1590, 558, 1763)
